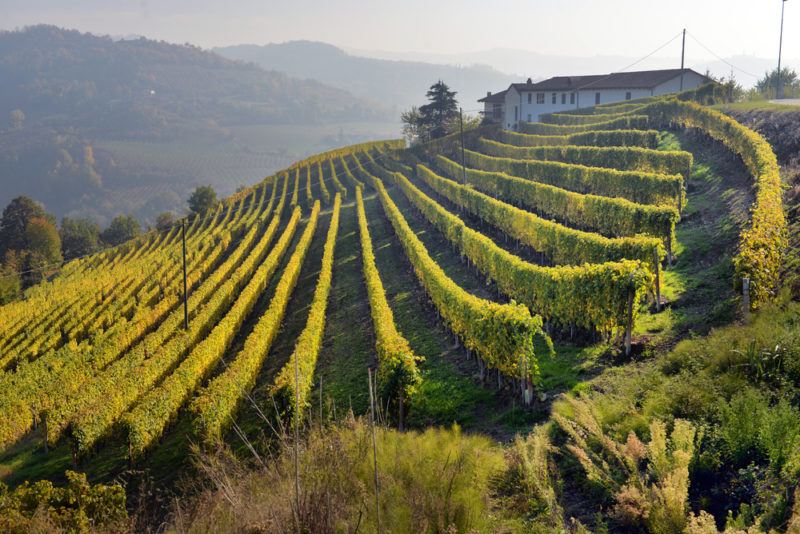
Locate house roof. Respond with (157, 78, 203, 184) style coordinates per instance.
(479, 69, 711, 102)
(478, 88, 508, 103)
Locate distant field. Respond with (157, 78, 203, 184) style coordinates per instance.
(228, 121, 402, 157)
(92, 120, 401, 223)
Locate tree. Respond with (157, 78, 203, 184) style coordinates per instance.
(755, 67, 800, 99)
(155, 212, 176, 232)
(401, 106, 428, 145)
(188, 186, 217, 215)
(102, 215, 141, 246)
(60, 217, 101, 260)
(0, 263, 21, 304)
(10, 109, 25, 130)
(0, 196, 48, 257)
(23, 217, 62, 285)
(418, 81, 459, 139)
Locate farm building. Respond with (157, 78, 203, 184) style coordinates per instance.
(480, 68, 710, 129)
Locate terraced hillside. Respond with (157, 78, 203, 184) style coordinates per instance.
(0, 95, 786, 511)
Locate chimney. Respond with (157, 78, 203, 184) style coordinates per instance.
(487, 91, 492, 97)
(527, 77, 532, 84)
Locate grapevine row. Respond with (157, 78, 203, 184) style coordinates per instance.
(464, 149, 683, 208)
(434, 154, 678, 247)
(272, 194, 342, 421)
(475, 137, 693, 177)
(191, 201, 321, 444)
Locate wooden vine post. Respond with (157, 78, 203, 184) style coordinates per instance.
(653, 248, 662, 312)
(624, 275, 635, 356)
(742, 277, 751, 323)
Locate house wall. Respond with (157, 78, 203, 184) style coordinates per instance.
(495, 72, 708, 129)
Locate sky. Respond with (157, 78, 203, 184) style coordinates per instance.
(1, 0, 796, 65)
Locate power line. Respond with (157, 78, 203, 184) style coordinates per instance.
(579, 30, 685, 91)
(686, 31, 760, 79)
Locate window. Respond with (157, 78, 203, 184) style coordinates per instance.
(536, 92, 545, 104)
(527, 114, 532, 121)
(570, 92, 575, 104)
(625, 91, 632, 100)
(561, 93, 566, 104)
(552, 92, 557, 104)
(514, 105, 518, 121)
(595, 92, 601, 105)
(527, 93, 532, 104)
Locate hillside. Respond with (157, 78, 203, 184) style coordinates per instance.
(215, 40, 517, 113)
(0, 93, 796, 532)
(0, 26, 397, 224)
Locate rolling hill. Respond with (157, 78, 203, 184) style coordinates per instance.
(215, 40, 518, 114)
(0, 26, 397, 224)
(0, 90, 796, 532)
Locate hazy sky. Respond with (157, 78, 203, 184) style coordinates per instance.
(1, 0, 796, 61)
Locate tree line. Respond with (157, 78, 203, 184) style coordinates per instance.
(0, 185, 218, 303)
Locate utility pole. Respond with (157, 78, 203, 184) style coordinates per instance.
(459, 107, 467, 185)
(777, 0, 788, 99)
(181, 219, 188, 330)
(679, 28, 686, 91)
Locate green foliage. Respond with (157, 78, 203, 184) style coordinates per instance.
(464, 149, 683, 209)
(476, 137, 693, 177)
(402, 80, 460, 142)
(498, 128, 660, 148)
(554, 396, 699, 533)
(641, 98, 786, 307)
(0, 196, 48, 256)
(22, 216, 62, 285)
(0, 263, 20, 304)
(101, 214, 141, 246)
(188, 185, 218, 215)
(520, 115, 649, 135)
(720, 390, 800, 476)
(179, 419, 508, 533)
(754, 67, 800, 99)
(154, 211, 175, 232)
(435, 154, 678, 245)
(60, 217, 101, 260)
(0, 471, 126, 533)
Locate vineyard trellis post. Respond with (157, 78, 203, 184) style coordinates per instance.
(367, 367, 381, 533)
(653, 248, 661, 312)
(182, 219, 188, 331)
(624, 274, 635, 356)
(459, 108, 467, 186)
(742, 277, 751, 322)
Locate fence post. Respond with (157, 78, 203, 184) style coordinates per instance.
(742, 277, 751, 322)
(624, 281, 635, 356)
(653, 248, 662, 312)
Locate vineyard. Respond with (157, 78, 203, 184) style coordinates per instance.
(0, 95, 788, 511)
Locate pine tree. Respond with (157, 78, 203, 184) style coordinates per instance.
(419, 81, 459, 139)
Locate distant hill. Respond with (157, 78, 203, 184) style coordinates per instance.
(0, 26, 396, 223)
(214, 41, 517, 114)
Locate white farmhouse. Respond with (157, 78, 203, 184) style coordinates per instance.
(479, 68, 710, 130)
